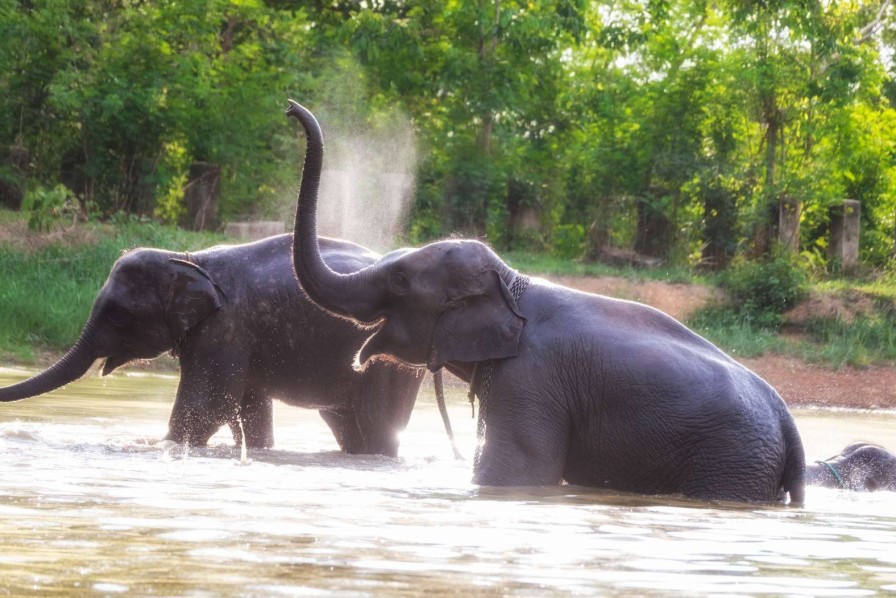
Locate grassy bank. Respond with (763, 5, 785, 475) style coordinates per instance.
(693, 287, 896, 370)
(3, 210, 896, 370)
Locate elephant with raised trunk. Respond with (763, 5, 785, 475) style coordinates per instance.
(286, 100, 805, 503)
(0, 234, 426, 456)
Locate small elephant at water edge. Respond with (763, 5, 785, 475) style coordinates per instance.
(808, 443, 896, 491)
(285, 100, 806, 504)
(0, 234, 426, 456)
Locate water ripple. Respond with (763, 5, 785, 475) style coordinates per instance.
(2, 370, 896, 595)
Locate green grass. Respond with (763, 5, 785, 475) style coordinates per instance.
(687, 306, 791, 358)
(816, 277, 896, 304)
(1, 216, 227, 363)
(798, 315, 896, 368)
(689, 305, 896, 369)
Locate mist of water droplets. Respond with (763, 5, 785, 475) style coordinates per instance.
(313, 119, 418, 253)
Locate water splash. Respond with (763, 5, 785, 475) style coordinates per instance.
(315, 117, 418, 252)
(238, 420, 250, 465)
(270, 109, 418, 252)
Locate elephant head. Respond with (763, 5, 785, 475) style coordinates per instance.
(286, 100, 526, 374)
(811, 443, 896, 491)
(0, 250, 224, 402)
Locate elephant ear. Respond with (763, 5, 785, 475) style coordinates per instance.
(165, 259, 226, 340)
(428, 270, 526, 370)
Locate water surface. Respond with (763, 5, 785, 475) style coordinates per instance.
(1, 367, 895, 596)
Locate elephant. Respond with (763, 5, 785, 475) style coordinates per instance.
(807, 443, 896, 491)
(285, 99, 806, 504)
(0, 233, 429, 456)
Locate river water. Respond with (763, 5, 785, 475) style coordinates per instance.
(1, 367, 895, 596)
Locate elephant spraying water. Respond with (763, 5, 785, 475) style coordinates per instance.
(286, 99, 805, 503)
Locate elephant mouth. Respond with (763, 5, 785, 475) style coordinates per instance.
(102, 353, 163, 375)
(102, 354, 130, 376)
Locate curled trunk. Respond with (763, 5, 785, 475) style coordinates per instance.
(286, 100, 382, 322)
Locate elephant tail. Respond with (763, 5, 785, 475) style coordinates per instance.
(781, 415, 806, 506)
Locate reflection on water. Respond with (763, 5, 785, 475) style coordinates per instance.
(1, 367, 895, 596)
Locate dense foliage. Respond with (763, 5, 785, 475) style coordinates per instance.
(719, 254, 810, 327)
(1, 0, 895, 270)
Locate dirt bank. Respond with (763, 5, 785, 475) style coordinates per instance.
(543, 274, 722, 322)
(742, 356, 896, 410)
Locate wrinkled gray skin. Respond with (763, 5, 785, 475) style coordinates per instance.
(808, 443, 896, 491)
(286, 100, 806, 503)
(0, 234, 425, 456)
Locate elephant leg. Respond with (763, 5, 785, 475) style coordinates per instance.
(164, 351, 248, 446)
(228, 391, 274, 449)
(474, 422, 568, 486)
(319, 408, 367, 454)
(351, 364, 425, 457)
(472, 381, 568, 486)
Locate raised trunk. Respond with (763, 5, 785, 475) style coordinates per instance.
(286, 100, 382, 322)
(0, 334, 98, 402)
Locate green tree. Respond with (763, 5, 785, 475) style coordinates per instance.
(344, 0, 586, 241)
(1, 0, 316, 220)
(725, 0, 896, 263)
(2, 0, 894, 270)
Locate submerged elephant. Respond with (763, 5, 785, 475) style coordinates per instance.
(286, 100, 806, 503)
(808, 443, 896, 491)
(0, 233, 427, 456)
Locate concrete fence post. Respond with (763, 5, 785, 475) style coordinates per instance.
(828, 199, 860, 272)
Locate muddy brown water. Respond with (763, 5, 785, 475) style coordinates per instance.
(1, 367, 895, 596)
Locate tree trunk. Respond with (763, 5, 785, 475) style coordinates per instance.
(634, 188, 673, 259)
(752, 98, 782, 258)
(181, 162, 221, 231)
(701, 180, 737, 270)
(0, 145, 28, 210)
(506, 178, 541, 250)
(777, 196, 801, 253)
(585, 194, 617, 262)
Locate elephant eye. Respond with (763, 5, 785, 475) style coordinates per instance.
(107, 305, 132, 328)
(389, 271, 410, 295)
(441, 295, 467, 309)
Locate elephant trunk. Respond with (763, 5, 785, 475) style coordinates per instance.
(0, 324, 100, 402)
(286, 100, 383, 322)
